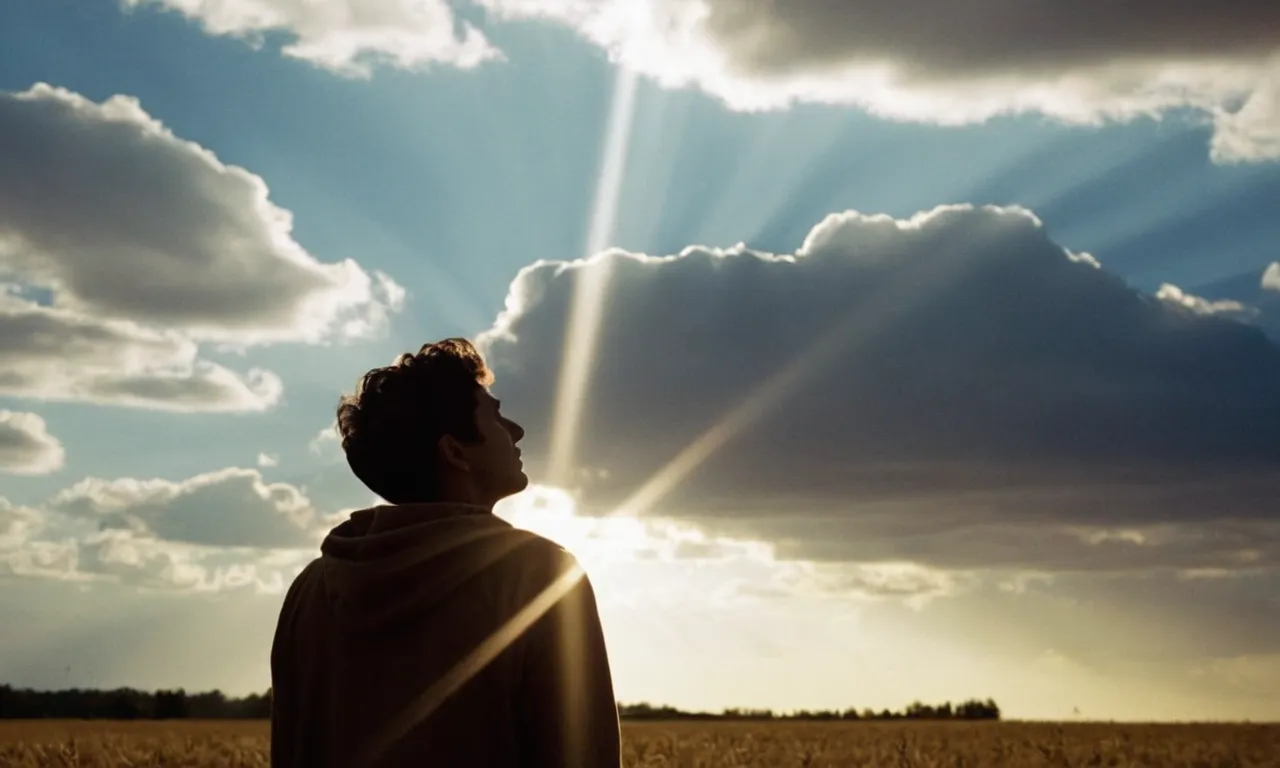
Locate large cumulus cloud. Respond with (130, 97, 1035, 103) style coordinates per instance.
(481, 204, 1280, 575)
(482, 0, 1280, 162)
(0, 84, 404, 411)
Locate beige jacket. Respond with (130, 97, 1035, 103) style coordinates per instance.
(270, 503, 621, 767)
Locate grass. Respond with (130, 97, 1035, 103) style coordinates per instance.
(0, 719, 1277, 766)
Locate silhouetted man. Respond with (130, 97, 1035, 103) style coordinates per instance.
(270, 339, 621, 767)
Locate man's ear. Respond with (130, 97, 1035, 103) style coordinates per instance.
(437, 434, 470, 472)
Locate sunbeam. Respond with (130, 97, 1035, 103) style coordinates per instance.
(361, 563, 586, 764)
(546, 66, 640, 487)
(609, 213, 1018, 519)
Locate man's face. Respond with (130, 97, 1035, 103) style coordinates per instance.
(460, 390, 528, 503)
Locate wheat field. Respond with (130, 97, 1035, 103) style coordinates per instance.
(0, 719, 1276, 767)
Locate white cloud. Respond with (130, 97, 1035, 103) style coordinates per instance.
(0, 526, 308, 594)
(257, 452, 279, 467)
(1155, 283, 1251, 317)
(0, 290, 281, 412)
(475, 0, 1280, 162)
(1263, 263, 1280, 292)
(0, 83, 405, 411)
(0, 499, 42, 550)
(483, 203, 1280, 574)
(0, 467, 328, 592)
(125, 0, 499, 76)
(308, 420, 343, 462)
(50, 467, 323, 549)
(0, 411, 65, 475)
(1211, 73, 1280, 163)
(742, 560, 966, 610)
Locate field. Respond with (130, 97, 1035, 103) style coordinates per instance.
(1, 719, 1277, 767)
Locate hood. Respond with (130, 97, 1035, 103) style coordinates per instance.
(317, 502, 538, 633)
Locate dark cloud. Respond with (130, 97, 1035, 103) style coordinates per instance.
(698, 2, 1280, 79)
(483, 204, 1280, 572)
(481, 0, 1280, 161)
(0, 83, 407, 411)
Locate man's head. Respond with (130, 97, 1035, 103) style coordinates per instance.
(336, 338, 527, 507)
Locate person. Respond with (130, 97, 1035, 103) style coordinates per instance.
(270, 338, 621, 767)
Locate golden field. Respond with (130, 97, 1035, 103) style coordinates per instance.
(0, 719, 1277, 767)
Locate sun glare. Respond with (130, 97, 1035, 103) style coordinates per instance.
(495, 485, 656, 571)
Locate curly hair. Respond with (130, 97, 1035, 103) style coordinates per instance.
(336, 338, 495, 503)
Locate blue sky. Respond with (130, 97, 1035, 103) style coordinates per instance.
(5, 1, 1277, 501)
(2, 0, 1279, 720)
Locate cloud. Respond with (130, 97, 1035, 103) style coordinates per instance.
(474, 1, 1280, 162)
(0, 411, 65, 475)
(0, 527, 308, 594)
(0, 84, 402, 344)
(482, 204, 1280, 575)
(308, 420, 344, 463)
(48, 467, 324, 550)
(0, 290, 281, 412)
(0, 467, 328, 592)
(1155, 283, 1251, 318)
(126, 0, 1280, 161)
(125, 0, 499, 76)
(496, 484, 956, 607)
(1264, 263, 1280, 292)
(257, 452, 279, 467)
(1157, 280, 1280, 348)
(0, 500, 42, 551)
(0, 84, 404, 411)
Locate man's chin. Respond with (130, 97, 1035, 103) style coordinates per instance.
(504, 470, 529, 496)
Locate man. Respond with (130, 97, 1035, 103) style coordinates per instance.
(270, 338, 621, 767)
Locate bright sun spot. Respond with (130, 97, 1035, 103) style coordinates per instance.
(495, 484, 656, 571)
(493, 484, 775, 575)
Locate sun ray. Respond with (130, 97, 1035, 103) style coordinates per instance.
(361, 563, 586, 764)
(546, 66, 640, 487)
(610, 216, 1010, 519)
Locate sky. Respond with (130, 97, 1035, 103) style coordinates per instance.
(1, 0, 1279, 722)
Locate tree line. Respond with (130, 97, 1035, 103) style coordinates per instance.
(0, 685, 999, 721)
(619, 699, 1001, 721)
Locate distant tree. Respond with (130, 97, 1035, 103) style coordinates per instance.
(154, 689, 188, 719)
(0, 685, 999, 722)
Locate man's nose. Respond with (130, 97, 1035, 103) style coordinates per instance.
(506, 418, 525, 442)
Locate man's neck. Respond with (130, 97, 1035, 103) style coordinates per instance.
(413, 480, 493, 511)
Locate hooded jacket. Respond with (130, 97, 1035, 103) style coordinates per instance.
(270, 502, 621, 767)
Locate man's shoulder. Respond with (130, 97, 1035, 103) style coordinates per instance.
(501, 531, 586, 592)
